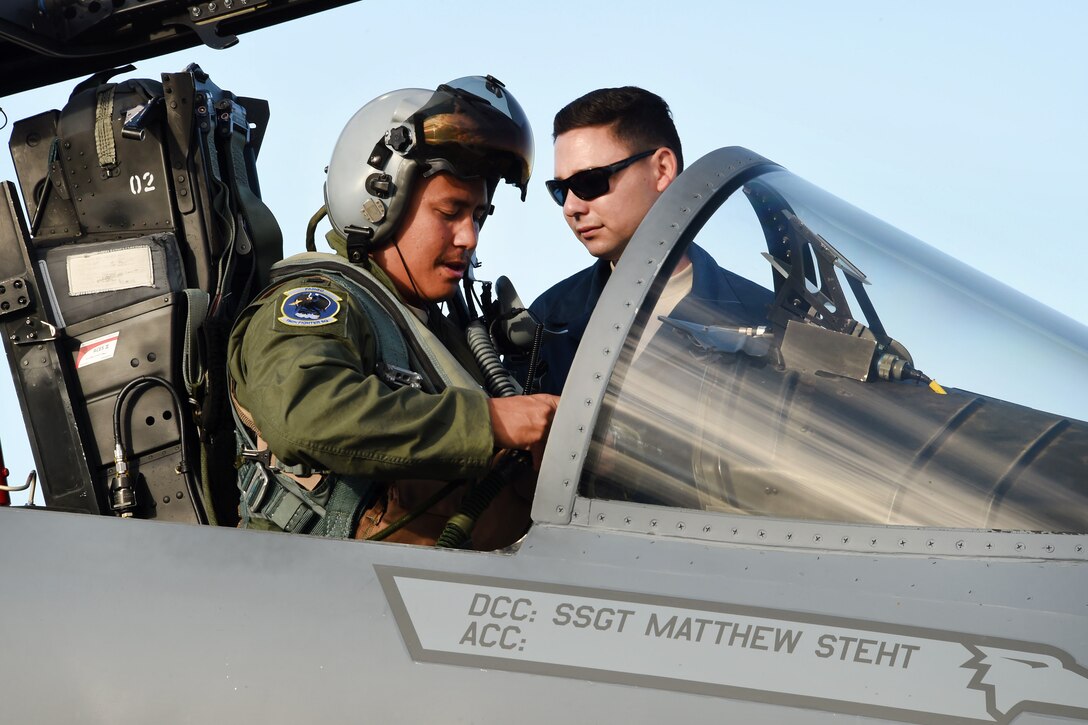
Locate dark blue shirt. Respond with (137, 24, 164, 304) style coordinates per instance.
(521, 243, 773, 395)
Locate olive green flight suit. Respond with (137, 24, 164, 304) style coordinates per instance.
(227, 254, 498, 538)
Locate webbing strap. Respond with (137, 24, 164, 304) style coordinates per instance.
(230, 322, 378, 538)
(313, 478, 374, 539)
(270, 254, 482, 391)
(94, 86, 118, 172)
(182, 289, 210, 396)
(225, 119, 282, 291)
(333, 274, 411, 372)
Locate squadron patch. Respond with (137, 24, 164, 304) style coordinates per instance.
(278, 287, 342, 327)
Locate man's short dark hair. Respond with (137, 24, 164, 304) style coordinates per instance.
(553, 86, 683, 173)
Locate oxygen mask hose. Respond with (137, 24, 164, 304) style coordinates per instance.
(436, 450, 528, 549)
(436, 315, 538, 548)
(466, 319, 520, 397)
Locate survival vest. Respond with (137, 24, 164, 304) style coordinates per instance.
(230, 252, 483, 538)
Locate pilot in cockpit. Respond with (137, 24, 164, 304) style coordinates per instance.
(518, 86, 773, 396)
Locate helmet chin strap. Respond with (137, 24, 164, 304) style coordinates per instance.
(390, 239, 426, 310)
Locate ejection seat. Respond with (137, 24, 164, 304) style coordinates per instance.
(0, 64, 282, 526)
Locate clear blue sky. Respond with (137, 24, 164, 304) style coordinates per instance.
(1, 1, 1086, 502)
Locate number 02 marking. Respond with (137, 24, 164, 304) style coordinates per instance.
(129, 172, 157, 195)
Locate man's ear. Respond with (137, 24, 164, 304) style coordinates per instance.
(652, 147, 679, 192)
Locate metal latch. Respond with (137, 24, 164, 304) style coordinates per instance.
(376, 362, 423, 390)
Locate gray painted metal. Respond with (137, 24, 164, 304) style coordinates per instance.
(1, 505, 1084, 724)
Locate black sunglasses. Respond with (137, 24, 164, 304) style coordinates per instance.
(545, 149, 656, 206)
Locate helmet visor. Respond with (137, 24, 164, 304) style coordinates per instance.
(405, 77, 534, 200)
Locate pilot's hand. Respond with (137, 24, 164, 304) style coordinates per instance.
(487, 394, 560, 470)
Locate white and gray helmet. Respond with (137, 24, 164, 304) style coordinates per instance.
(324, 75, 534, 259)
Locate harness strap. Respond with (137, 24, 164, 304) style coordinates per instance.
(224, 105, 282, 291)
(270, 253, 482, 392)
(182, 289, 210, 397)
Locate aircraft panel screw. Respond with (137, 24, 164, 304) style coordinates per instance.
(813, 534, 822, 543)
(1044, 544, 1054, 553)
(985, 542, 993, 550)
(786, 532, 793, 540)
(677, 522, 685, 531)
(597, 513, 605, 522)
(757, 529, 766, 539)
(955, 540, 965, 550)
(841, 536, 850, 544)
(1015, 542, 1025, 551)
(1076, 545, 1083, 553)
(898, 539, 907, 547)
(649, 519, 657, 528)
(208, 2, 217, 11)
(584, 398, 592, 406)
(556, 506, 564, 514)
(926, 539, 935, 548)
(732, 528, 739, 536)
(624, 517, 632, 525)
(191, 6, 201, 17)
(562, 479, 570, 487)
(703, 525, 711, 533)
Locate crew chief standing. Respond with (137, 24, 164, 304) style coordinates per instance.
(525, 87, 772, 395)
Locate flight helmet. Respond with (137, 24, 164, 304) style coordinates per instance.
(324, 75, 534, 260)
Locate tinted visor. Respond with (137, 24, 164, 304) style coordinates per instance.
(406, 77, 534, 200)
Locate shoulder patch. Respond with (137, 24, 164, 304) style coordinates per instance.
(278, 287, 343, 327)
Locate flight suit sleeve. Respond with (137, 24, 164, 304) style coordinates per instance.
(227, 277, 494, 480)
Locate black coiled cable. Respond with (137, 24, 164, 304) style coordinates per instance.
(465, 319, 519, 397)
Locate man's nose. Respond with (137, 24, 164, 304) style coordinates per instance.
(563, 189, 589, 218)
(454, 218, 480, 251)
